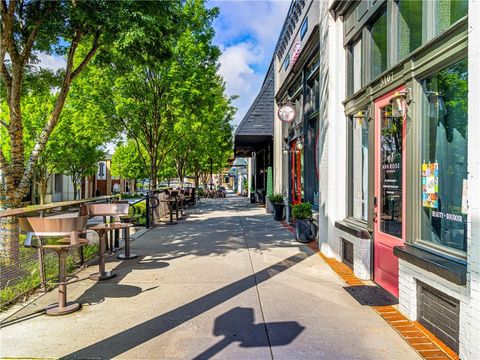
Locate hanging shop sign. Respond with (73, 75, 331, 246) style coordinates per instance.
(422, 162, 439, 209)
(278, 102, 296, 123)
(291, 41, 302, 67)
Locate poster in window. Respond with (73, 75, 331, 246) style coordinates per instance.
(422, 162, 438, 209)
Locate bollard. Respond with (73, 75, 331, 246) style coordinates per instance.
(145, 194, 150, 229)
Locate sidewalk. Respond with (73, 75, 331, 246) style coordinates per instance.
(0, 195, 420, 359)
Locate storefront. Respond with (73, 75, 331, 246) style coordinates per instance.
(331, 0, 474, 357)
(274, 0, 320, 216)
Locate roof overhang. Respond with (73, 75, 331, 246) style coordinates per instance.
(234, 134, 272, 157)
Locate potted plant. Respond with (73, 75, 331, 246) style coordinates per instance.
(268, 194, 285, 221)
(292, 202, 313, 243)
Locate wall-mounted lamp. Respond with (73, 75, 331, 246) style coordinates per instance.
(390, 90, 410, 118)
(353, 110, 368, 129)
(296, 140, 304, 151)
(427, 91, 447, 118)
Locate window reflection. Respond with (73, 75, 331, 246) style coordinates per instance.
(398, 0, 423, 59)
(352, 115, 368, 221)
(421, 59, 468, 252)
(380, 105, 403, 238)
(371, 8, 387, 80)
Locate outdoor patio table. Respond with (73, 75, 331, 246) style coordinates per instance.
(19, 216, 88, 316)
(89, 222, 135, 280)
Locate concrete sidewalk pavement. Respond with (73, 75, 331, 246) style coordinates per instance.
(0, 195, 420, 359)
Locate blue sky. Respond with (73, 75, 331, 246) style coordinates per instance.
(209, 0, 291, 126)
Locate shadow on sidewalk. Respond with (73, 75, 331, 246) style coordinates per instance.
(193, 307, 304, 360)
(62, 252, 310, 359)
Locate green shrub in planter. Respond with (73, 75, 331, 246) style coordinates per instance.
(292, 202, 312, 219)
(267, 193, 284, 204)
(268, 194, 285, 221)
(292, 202, 313, 242)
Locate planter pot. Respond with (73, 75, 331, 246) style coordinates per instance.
(295, 219, 312, 243)
(250, 193, 256, 204)
(272, 203, 284, 221)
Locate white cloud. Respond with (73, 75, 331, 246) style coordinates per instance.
(218, 42, 263, 96)
(211, 0, 290, 49)
(218, 42, 264, 126)
(34, 52, 66, 71)
(211, 0, 290, 125)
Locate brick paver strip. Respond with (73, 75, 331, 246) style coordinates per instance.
(288, 233, 460, 360)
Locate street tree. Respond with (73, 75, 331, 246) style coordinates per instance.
(110, 0, 223, 191)
(111, 140, 149, 182)
(0, 0, 179, 261)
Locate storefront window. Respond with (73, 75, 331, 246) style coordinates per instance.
(370, 8, 387, 80)
(305, 74, 319, 117)
(438, 0, 468, 33)
(352, 116, 368, 221)
(352, 38, 362, 93)
(398, 0, 423, 59)
(420, 58, 468, 253)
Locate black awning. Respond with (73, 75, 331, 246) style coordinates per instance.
(234, 134, 272, 157)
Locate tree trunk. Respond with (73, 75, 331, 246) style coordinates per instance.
(150, 164, 157, 191)
(39, 178, 48, 205)
(0, 198, 22, 264)
(72, 177, 78, 200)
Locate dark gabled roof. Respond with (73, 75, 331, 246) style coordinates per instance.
(234, 61, 274, 138)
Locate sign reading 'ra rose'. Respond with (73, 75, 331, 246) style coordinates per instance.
(291, 41, 302, 67)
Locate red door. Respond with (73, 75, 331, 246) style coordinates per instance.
(291, 140, 302, 204)
(373, 86, 406, 297)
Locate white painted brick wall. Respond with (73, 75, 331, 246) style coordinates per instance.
(318, 0, 348, 262)
(467, 2, 480, 359)
(336, 228, 372, 280)
(398, 260, 470, 359)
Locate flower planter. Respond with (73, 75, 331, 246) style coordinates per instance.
(295, 218, 312, 243)
(272, 203, 284, 221)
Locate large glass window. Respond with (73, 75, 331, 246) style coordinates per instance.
(420, 58, 468, 253)
(351, 116, 368, 221)
(437, 0, 468, 33)
(370, 8, 388, 80)
(398, 0, 423, 59)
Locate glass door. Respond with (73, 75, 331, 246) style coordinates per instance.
(374, 86, 406, 297)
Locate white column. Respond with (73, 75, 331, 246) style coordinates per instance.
(467, 2, 480, 359)
(273, 60, 283, 194)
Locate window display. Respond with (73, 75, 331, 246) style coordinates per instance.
(420, 59, 468, 253)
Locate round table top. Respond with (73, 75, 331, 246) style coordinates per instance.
(90, 222, 133, 231)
